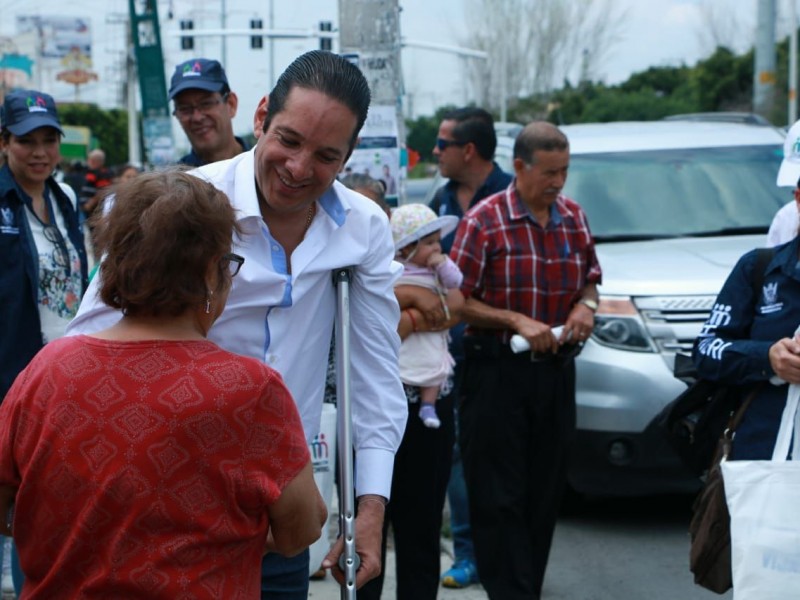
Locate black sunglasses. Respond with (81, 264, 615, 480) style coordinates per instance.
(43, 224, 70, 268)
(221, 252, 245, 277)
(436, 137, 468, 151)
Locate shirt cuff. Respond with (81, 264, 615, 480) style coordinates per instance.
(355, 448, 395, 499)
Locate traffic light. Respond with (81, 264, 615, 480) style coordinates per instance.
(180, 19, 194, 50)
(319, 21, 332, 52)
(250, 19, 263, 50)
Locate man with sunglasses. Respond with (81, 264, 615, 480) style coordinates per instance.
(430, 107, 512, 252)
(169, 58, 249, 166)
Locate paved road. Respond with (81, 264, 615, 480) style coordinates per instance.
(311, 494, 732, 599)
(309, 534, 487, 599)
(1, 495, 730, 599)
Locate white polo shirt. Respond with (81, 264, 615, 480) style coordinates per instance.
(67, 149, 407, 498)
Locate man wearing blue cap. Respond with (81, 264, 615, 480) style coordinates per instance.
(168, 58, 248, 166)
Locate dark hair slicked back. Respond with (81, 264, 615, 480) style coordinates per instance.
(263, 50, 371, 152)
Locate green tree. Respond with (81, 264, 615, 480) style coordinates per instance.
(620, 65, 693, 98)
(58, 104, 129, 166)
(688, 47, 752, 113)
(772, 29, 799, 126)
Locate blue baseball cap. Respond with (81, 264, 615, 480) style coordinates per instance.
(1, 89, 63, 136)
(168, 58, 230, 100)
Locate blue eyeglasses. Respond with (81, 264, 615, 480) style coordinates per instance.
(436, 137, 468, 151)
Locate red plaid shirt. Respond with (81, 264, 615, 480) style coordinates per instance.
(451, 184, 602, 340)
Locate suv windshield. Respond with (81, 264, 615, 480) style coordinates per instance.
(563, 145, 786, 241)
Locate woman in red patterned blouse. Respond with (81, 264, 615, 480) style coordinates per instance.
(0, 170, 326, 599)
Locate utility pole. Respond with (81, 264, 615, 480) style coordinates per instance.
(339, 0, 405, 205)
(754, 0, 777, 118)
(790, 0, 798, 125)
(339, 0, 402, 117)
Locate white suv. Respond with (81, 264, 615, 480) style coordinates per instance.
(561, 120, 787, 495)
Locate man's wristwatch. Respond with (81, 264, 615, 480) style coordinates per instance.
(578, 298, 599, 312)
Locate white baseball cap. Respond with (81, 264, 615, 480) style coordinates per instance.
(777, 119, 800, 187)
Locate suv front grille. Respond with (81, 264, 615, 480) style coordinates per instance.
(634, 295, 718, 356)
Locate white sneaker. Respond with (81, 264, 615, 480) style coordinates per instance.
(2, 573, 13, 593)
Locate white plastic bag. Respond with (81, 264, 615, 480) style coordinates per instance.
(308, 403, 337, 576)
(721, 384, 800, 599)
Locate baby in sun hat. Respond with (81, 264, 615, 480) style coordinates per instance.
(391, 203, 463, 428)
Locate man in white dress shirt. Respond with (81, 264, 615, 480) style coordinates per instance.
(767, 119, 800, 246)
(67, 50, 407, 597)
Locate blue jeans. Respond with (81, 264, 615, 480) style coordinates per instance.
(447, 439, 475, 564)
(447, 340, 476, 566)
(260, 549, 310, 600)
(0, 536, 24, 595)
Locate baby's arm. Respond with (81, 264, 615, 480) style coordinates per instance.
(434, 256, 464, 290)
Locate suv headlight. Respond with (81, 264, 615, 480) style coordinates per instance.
(591, 297, 655, 352)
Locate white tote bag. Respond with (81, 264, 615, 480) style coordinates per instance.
(721, 384, 800, 599)
(308, 402, 337, 575)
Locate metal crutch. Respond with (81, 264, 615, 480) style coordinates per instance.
(333, 267, 360, 599)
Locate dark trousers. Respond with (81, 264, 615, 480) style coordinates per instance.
(359, 392, 455, 600)
(459, 345, 576, 600)
(260, 549, 310, 600)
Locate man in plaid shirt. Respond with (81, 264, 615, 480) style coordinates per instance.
(450, 121, 602, 600)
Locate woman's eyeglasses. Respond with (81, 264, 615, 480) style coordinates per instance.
(221, 252, 245, 277)
(43, 224, 70, 268)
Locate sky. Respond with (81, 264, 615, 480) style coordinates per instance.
(0, 0, 777, 150)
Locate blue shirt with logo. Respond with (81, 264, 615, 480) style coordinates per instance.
(0, 165, 88, 400)
(693, 236, 800, 459)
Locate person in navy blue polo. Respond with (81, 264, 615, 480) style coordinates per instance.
(0, 88, 89, 598)
(430, 107, 512, 590)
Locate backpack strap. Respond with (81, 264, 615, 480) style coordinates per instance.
(750, 247, 775, 295)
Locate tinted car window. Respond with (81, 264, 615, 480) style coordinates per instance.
(564, 145, 786, 240)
